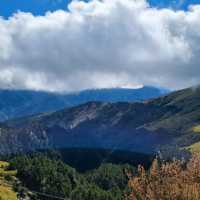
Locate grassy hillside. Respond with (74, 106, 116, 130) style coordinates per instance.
(0, 161, 18, 200)
(185, 125, 200, 153)
(147, 87, 200, 133)
(193, 125, 200, 133)
(186, 142, 200, 153)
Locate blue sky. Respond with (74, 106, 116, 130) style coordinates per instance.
(0, 0, 71, 17)
(0, 0, 199, 17)
(149, 0, 200, 10)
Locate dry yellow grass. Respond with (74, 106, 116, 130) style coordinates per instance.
(184, 125, 200, 153)
(0, 161, 18, 200)
(193, 125, 200, 133)
(0, 161, 9, 168)
(183, 125, 200, 153)
(187, 142, 200, 153)
(0, 184, 18, 200)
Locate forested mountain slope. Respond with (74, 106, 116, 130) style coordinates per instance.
(0, 86, 199, 155)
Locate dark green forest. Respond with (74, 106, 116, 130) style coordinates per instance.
(8, 149, 153, 200)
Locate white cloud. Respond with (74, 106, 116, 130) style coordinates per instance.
(0, 0, 200, 92)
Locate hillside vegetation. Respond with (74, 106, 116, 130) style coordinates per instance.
(0, 161, 18, 200)
(10, 153, 135, 200)
(7, 151, 200, 200)
(184, 125, 200, 153)
(127, 153, 200, 200)
(193, 125, 200, 133)
(187, 142, 200, 153)
(0, 86, 199, 155)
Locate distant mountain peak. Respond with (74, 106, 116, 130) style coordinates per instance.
(0, 86, 168, 121)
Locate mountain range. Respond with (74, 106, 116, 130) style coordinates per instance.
(0, 86, 167, 122)
(0, 86, 199, 155)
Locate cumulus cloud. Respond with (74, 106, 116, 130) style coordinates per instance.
(0, 0, 200, 92)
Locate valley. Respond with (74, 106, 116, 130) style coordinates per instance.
(0, 86, 199, 199)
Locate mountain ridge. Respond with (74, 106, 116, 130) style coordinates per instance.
(0, 86, 167, 122)
(0, 86, 199, 155)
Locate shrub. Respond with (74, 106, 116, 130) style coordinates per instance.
(127, 153, 200, 200)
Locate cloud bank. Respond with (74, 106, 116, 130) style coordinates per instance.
(0, 0, 200, 91)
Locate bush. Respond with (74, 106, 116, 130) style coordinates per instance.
(127, 153, 200, 200)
